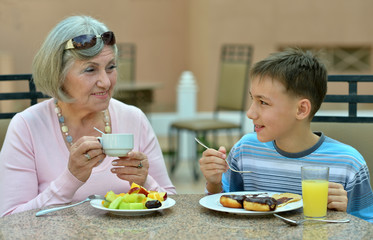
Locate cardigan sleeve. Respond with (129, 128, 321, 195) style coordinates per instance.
(0, 111, 84, 216)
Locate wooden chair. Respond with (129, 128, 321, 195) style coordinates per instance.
(168, 44, 253, 180)
(0, 74, 48, 149)
(113, 43, 156, 114)
(116, 43, 136, 84)
(311, 75, 373, 187)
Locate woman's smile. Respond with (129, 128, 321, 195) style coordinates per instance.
(91, 90, 109, 99)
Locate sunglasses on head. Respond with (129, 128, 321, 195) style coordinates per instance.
(64, 31, 116, 50)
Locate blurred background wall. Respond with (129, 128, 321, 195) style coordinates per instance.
(1, 0, 373, 113)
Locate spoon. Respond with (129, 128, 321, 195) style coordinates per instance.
(194, 137, 252, 173)
(273, 213, 350, 226)
(94, 127, 105, 135)
(35, 194, 105, 217)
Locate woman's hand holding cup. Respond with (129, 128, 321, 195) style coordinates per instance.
(96, 132, 148, 185)
(111, 151, 149, 187)
(68, 136, 106, 182)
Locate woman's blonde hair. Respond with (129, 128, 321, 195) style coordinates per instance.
(32, 15, 118, 102)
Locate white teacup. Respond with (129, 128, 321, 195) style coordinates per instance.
(97, 133, 134, 157)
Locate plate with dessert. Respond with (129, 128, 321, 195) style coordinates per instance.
(199, 191, 303, 215)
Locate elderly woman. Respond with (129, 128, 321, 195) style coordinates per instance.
(0, 16, 176, 216)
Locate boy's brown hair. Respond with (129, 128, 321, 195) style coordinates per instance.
(249, 48, 328, 118)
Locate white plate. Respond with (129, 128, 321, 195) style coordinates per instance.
(90, 197, 176, 216)
(199, 191, 303, 215)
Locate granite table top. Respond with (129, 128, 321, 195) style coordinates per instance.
(0, 194, 372, 240)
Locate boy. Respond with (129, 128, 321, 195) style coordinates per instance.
(199, 48, 373, 222)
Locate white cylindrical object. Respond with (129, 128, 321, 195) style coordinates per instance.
(177, 71, 197, 118)
(176, 71, 198, 161)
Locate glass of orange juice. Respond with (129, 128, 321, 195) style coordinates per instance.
(301, 166, 329, 219)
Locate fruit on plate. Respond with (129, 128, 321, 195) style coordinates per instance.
(109, 196, 124, 209)
(148, 192, 166, 202)
(102, 183, 167, 210)
(105, 190, 118, 202)
(127, 183, 150, 196)
(145, 200, 162, 209)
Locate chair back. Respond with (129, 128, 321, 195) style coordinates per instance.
(313, 75, 373, 123)
(117, 43, 136, 83)
(0, 74, 48, 149)
(0, 74, 48, 119)
(311, 75, 373, 187)
(215, 44, 253, 134)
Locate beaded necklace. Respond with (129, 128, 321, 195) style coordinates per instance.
(54, 100, 111, 146)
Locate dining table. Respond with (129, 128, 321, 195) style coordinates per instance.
(0, 194, 371, 240)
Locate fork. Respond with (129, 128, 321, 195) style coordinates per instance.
(194, 137, 252, 173)
(273, 213, 350, 226)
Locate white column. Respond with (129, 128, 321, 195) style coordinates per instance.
(176, 71, 198, 160)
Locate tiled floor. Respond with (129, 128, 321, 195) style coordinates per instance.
(159, 134, 241, 194)
(159, 136, 205, 194)
(165, 156, 206, 194)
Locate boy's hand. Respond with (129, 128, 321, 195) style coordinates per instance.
(199, 146, 229, 193)
(327, 182, 348, 211)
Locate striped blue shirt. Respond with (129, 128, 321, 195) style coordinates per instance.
(222, 132, 373, 222)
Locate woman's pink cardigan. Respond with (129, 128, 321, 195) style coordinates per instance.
(0, 98, 176, 216)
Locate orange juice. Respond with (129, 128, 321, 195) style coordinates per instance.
(302, 179, 329, 218)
